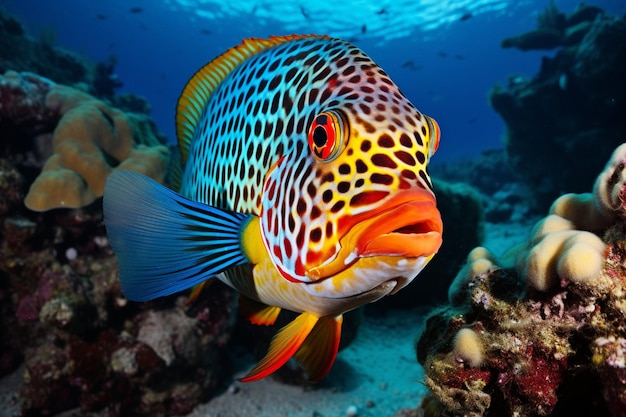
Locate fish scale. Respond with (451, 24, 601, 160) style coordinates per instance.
(180, 37, 329, 212)
(103, 34, 443, 382)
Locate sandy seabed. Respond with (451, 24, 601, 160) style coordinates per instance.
(0, 221, 529, 417)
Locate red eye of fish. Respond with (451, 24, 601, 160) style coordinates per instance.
(308, 110, 345, 162)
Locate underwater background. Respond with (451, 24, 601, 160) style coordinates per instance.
(3, 0, 624, 162)
(1, 0, 626, 416)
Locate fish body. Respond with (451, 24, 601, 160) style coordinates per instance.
(104, 35, 443, 382)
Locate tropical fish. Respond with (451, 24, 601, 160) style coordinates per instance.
(103, 34, 443, 382)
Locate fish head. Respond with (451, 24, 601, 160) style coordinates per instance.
(260, 40, 442, 299)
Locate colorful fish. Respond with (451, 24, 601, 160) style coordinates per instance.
(103, 34, 443, 382)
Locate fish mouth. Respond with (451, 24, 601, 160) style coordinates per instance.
(305, 188, 442, 280)
(355, 190, 443, 258)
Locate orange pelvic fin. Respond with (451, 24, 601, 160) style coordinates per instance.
(294, 314, 343, 382)
(240, 311, 319, 382)
(239, 296, 281, 326)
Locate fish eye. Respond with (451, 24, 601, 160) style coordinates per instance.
(308, 110, 346, 162)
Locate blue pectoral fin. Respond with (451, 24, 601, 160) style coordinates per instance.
(103, 170, 252, 301)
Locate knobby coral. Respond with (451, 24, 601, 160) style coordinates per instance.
(416, 143, 626, 417)
(0, 70, 171, 211)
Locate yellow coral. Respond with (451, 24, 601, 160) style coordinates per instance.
(466, 246, 498, 264)
(556, 232, 605, 284)
(529, 214, 575, 242)
(508, 190, 609, 291)
(549, 193, 613, 232)
(448, 246, 498, 305)
(453, 328, 485, 368)
(24, 85, 170, 211)
(520, 229, 575, 291)
(519, 228, 605, 291)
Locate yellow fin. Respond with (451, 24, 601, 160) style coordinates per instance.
(240, 311, 318, 382)
(294, 315, 343, 382)
(175, 34, 327, 165)
(239, 296, 281, 326)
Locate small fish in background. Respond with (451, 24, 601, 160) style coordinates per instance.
(300, 6, 310, 19)
(437, 51, 448, 58)
(130, 7, 143, 13)
(200, 29, 212, 35)
(402, 60, 422, 71)
(375, 8, 387, 15)
(103, 35, 443, 382)
(454, 54, 465, 60)
(361, 24, 367, 34)
(97, 14, 107, 20)
(459, 12, 473, 21)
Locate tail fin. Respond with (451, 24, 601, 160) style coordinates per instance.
(103, 170, 252, 301)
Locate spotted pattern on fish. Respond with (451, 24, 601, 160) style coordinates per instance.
(179, 36, 439, 285)
(104, 34, 443, 383)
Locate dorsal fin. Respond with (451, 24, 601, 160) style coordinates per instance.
(175, 34, 328, 165)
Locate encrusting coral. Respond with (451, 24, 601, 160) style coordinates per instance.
(416, 143, 626, 417)
(0, 70, 171, 211)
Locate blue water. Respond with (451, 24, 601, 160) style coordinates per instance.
(4, 0, 625, 162)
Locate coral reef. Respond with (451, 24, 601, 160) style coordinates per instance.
(501, 2, 602, 51)
(414, 144, 626, 416)
(490, 6, 626, 211)
(0, 7, 127, 101)
(0, 9, 256, 416)
(0, 8, 90, 88)
(0, 69, 231, 416)
(0, 190, 238, 415)
(0, 70, 171, 211)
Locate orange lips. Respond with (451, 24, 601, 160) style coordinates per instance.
(305, 188, 442, 280)
(356, 196, 443, 258)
